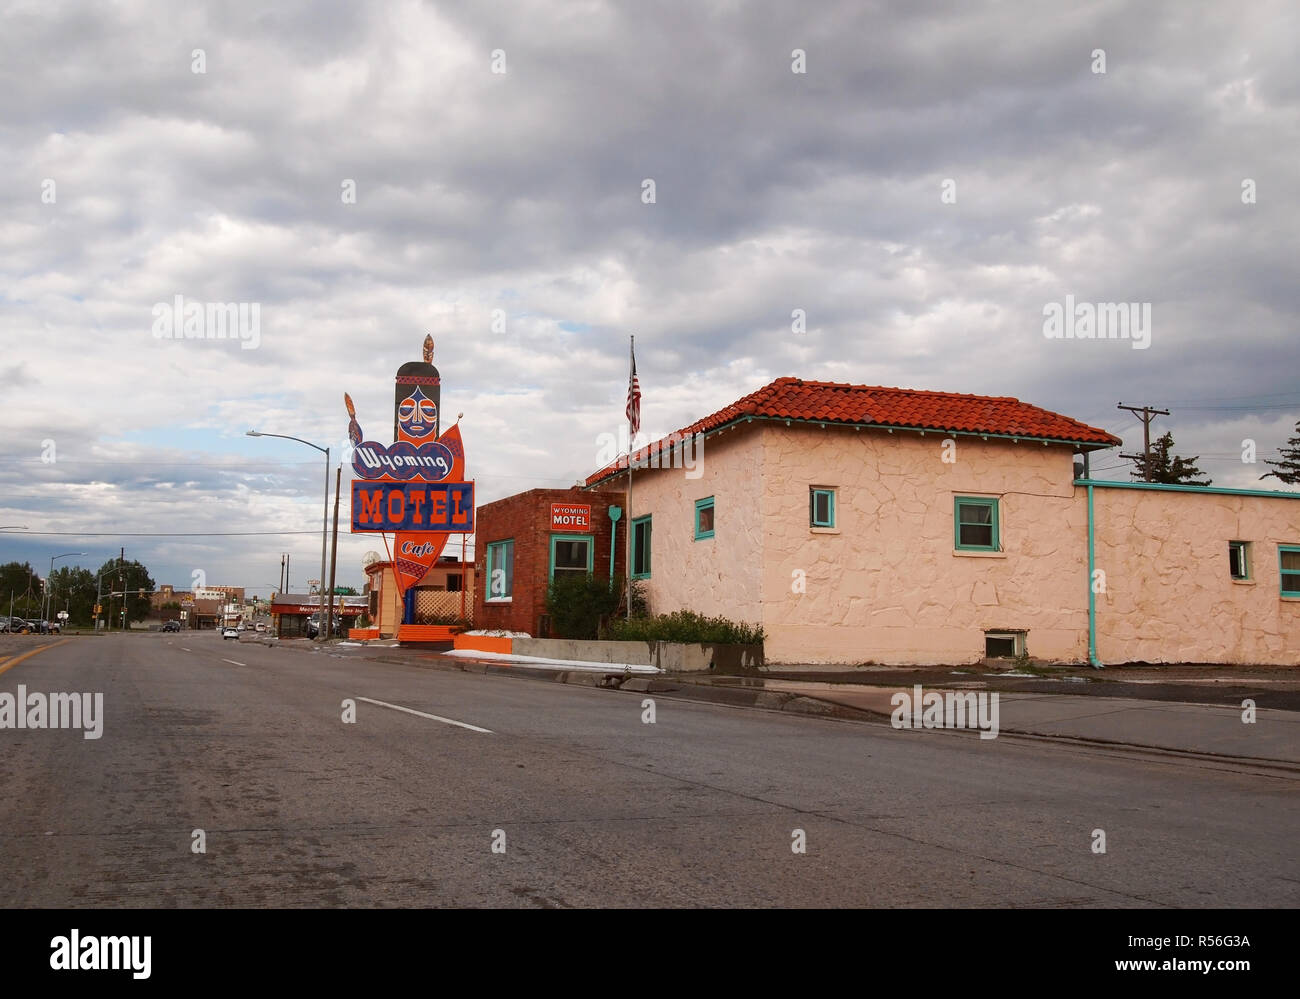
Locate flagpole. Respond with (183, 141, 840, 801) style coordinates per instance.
(626, 334, 634, 619)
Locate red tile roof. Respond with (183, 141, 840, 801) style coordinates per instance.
(585, 376, 1120, 486)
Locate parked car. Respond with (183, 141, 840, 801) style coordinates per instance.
(6, 618, 32, 634)
(162, 621, 181, 633)
(255, 622, 267, 632)
(305, 614, 343, 639)
(222, 627, 239, 641)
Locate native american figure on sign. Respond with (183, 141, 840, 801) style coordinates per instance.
(345, 335, 470, 603)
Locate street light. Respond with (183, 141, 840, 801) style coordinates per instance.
(247, 429, 331, 639)
(43, 552, 86, 625)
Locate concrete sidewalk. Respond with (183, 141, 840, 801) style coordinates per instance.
(762, 681, 1300, 765)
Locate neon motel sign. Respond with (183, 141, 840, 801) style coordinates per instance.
(346, 335, 474, 590)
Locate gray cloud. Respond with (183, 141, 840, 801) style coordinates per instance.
(1, 0, 1297, 589)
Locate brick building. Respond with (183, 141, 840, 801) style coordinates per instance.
(474, 488, 627, 636)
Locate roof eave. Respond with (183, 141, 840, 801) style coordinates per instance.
(582, 414, 1119, 487)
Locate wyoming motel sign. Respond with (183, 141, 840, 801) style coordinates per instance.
(347, 335, 474, 589)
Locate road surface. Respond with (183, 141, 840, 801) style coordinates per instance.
(1, 633, 1295, 907)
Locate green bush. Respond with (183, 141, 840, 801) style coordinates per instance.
(606, 609, 764, 645)
(546, 573, 621, 640)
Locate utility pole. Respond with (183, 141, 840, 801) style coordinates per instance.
(326, 465, 341, 640)
(1117, 402, 1170, 482)
(115, 547, 125, 631)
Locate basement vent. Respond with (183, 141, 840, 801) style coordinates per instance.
(984, 631, 1026, 658)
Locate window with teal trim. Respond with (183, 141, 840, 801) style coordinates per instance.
(1229, 541, 1250, 580)
(955, 497, 999, 551)
(632, 515, 652, 578)
(549, 534, 593, 581)
(810, 487, 835, 528)
(485, 540, 514, 600)
(695, 497, 715, 540)
(1280, 546, 1300, 596)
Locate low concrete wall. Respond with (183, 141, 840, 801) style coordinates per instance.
(511, 638, 762, 672)
(513, 638, 653, 665)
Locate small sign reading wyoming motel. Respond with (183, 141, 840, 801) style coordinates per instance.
(551, 503, 592, 530)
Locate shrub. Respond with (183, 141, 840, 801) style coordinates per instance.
(606, 609, 764, 645)
(546, 573, 620, 640)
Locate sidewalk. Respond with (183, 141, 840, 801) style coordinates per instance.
(760, 681, 1300, 765)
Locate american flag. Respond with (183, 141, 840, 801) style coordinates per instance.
(625, 336, 641, 437)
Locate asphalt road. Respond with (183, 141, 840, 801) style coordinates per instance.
(1, 633, 1296, 907)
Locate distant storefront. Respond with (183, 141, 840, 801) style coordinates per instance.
(271, 593, 371, 637)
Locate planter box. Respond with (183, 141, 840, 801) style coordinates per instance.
(453, 634, 514, 655)
(398, 624, 463, 643)
(348, 627, 380, 641)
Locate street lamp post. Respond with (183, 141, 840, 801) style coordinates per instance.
(247, 430, 330, 639)
(43, 552, 86, 626)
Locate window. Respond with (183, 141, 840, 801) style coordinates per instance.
(985, 631, 1026, 658)
(1228, 541, 1250, 581)
(485, 540, 514, 601)
(549, 535, 593, 581)
(632, 515, 652, 578)
(1280, 546, 1300, 597)
(446, 573, 462, 592)
(695, 497, 715, 540)
(955, 497, 999, 551)
(810, 487, 836, 528)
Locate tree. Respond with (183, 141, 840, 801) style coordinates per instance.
(1129, 431, 1212, 485)
(95, 557, 156, 627)
(1261, 420, 1300, 485)
(48, 565, 96, 625)
(0, 561, 43, 618)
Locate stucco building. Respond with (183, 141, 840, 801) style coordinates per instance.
(581, 377, 1300, 666)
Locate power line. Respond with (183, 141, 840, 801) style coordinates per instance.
(2, 530, 325, 537)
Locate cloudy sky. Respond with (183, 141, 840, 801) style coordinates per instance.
(1, 0, 1297, 596)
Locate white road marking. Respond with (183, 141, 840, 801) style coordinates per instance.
(181, 647, 191, 652)
(356, 696, 493, 734)
(222, 658, 246, 666)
